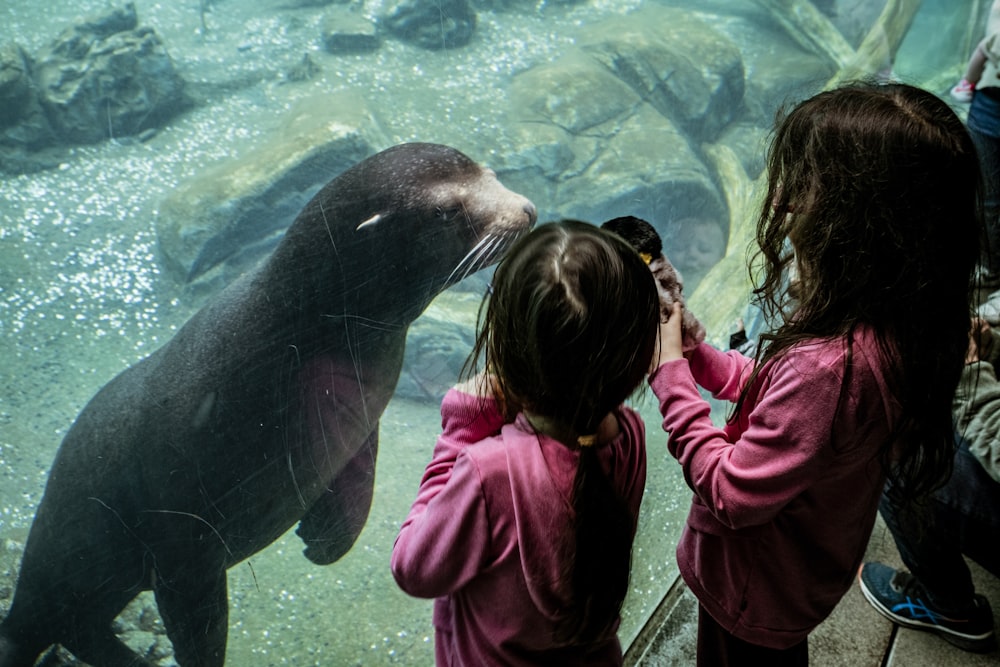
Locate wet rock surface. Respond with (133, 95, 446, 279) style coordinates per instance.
(155, 90, 388, 293)
(0, 2, 187, 167)
(379, 0, 478, 49)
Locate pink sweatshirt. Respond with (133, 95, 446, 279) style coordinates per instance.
(649, 326, 899, 649)
(391, 389, 646, 666)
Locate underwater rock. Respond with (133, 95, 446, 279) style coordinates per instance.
(0, 43, 61, 169)
(500, 50, 640, 221)
(380, 0, 477, 50)
(0, 43, 65, 175)
(32, 3, 188, 145)
(283, 52, 322, 83)
(690, 4, 836, 126)
(556, 105, 727, 273)
(156, 90, 389, 293)
(504, 49, 727, 281)
(509, 50, 640, 136)
(396, 292, 480, 404)
(503, 49, 639, 190)
(321, 6, 381, 54)
(0, 43, 34, 129)
(579, 7, 745, 142)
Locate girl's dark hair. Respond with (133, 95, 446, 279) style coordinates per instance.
(465, 219, 660, 643)
(749, 81, 983, 503)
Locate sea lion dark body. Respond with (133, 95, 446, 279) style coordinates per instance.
(0, 143, 536, 667)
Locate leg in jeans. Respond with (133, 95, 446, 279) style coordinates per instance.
(968, 92, 1000, 279)
(879, 441, 1000, 613)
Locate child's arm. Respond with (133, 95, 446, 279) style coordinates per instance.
(964, 39, 990, 86)
(652, 303, 754, 401)
(648, 345, 846, 530)
(390, 387, 503, 597)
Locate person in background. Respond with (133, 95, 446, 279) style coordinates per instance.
(950, 0, 1000, 103)
(952, 0, 1000, 303)
(859, 318, 999, 653)
(647, 81, 983, 666)
(390, 220, 660, 666)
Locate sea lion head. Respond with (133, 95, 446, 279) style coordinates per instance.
(279, 143, 537, 324)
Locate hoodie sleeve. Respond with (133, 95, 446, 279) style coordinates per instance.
(687, 342, 755, 401)
(390, 388, 505, 597)
(648, 342, 852, 530)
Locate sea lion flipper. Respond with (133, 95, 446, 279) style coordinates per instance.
(297, 428, 380, 565)
(153, 566, 228, 667)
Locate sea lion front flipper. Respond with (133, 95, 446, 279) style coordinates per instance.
(297, 428, 379, 565)
(153, 565, 228, 667)
(60, 626, 157, 667)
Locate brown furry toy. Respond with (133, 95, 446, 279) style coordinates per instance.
(601, 216, 706, 351)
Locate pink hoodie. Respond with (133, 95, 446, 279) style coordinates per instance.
(391, 389, 646, 666)
(649, 326, 899, 649)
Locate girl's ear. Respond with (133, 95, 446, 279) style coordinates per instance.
(355, 213, 383, 231)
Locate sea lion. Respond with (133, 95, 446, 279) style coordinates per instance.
(0, 142, 537, 667)
(601, 215, 706, 351)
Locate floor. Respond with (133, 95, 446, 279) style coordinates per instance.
(625, 515, 1000, 666)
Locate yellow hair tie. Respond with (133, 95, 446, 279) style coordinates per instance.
(576, 434, 598, 447)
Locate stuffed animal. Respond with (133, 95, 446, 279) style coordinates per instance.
(601, 215, 706, 352)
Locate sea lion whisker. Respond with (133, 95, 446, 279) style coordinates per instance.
(467, 234, 504, 274)
(446, 233, 500, 284)
(468, 232, 509, 275)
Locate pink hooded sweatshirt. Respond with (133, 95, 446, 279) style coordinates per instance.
(648, 326, 899, 649)
(391, 388, 646, 666)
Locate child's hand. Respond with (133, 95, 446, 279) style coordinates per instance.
(967, 318, 993, 364)
(651, 302, 685, 373)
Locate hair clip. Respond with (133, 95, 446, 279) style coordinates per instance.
(576, 434, 597, 447)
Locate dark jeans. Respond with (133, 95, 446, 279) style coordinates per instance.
(968, 89, 1000, 277)
(879, 441, 1000, 613)
(696, 605, 808, 667)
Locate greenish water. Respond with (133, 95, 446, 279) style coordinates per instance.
(0, 0, 982, 664)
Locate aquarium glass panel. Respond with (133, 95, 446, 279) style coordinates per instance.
(0, 0, 984, 665)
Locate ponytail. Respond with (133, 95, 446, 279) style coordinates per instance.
(555, 443, 634, 644)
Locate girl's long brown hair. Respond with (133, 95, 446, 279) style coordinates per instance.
(464, 220, 660, 644)
(746, 82, 983, 503)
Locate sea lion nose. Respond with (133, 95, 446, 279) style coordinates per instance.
(523, 201, 537, 225)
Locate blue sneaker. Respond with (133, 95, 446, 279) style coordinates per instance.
(859, 563, 997, 653)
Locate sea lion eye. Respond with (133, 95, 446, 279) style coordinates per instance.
(435, 206, 463, 222)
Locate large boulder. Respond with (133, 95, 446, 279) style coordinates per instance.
(321, 6, 381, 54)
(33, 3, 188, 144)
(380, 0, 477, 50)
(554, 105, 727, 287)
(579, 6, 746, 142)
(0, 43, 34, 129)
(155, 91, 389, 294)
(501, 17, 733, 289)
(0, 42, 54, 151)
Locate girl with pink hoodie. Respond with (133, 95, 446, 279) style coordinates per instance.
(649, 82, 984, 665)
(392, 220, 660, 665)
